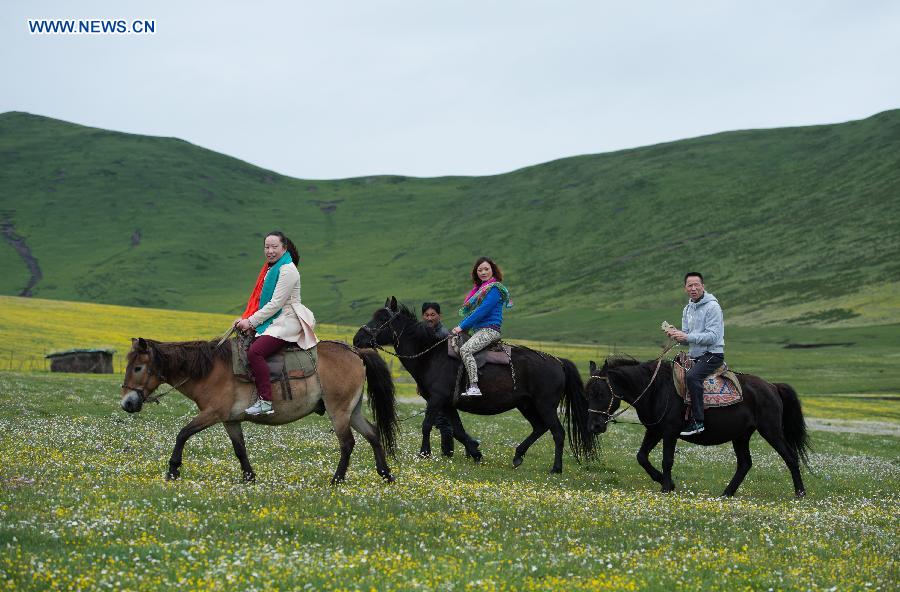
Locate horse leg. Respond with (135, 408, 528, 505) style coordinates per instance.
(223, 421, 255, 483)
(435, 413, 455, 457)
(660, 435, 678, 492)
(547, 415, 566, 474)
(722, 434, 753, 497)
(419, 403, 439, 457)
(166, 413, 219, 480)
(446, 410, 483, 462)
(636, 429, 664, 484)
(350, 405, 394, 483)
(757, 426, 806, 497)
(512, 406, 548, 468)
(329, 414, 356, 485)
(444, 407, 480, 458)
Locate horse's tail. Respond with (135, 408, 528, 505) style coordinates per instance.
(776, 382, 811, 469)
(561, 358, 598, 461)
(360, 349, 399, 457)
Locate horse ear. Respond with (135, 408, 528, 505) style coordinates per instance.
(389, 296, 398, 311)
(589, 360, 597, 374)
(137, 338, 148, 351)
(384, 297, 390, 308)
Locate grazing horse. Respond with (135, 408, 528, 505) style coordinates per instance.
(119, 337, 398, 484)
(353, 297, 597, 473)
(585, 357, 810, 497)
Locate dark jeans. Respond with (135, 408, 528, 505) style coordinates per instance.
(685, 352, 724, 423)
(247, 335, 288, 401)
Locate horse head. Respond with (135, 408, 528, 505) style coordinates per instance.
(353, 296, 409, 349)
(585, 359, 621, 434)
(120, 338, 165, 413)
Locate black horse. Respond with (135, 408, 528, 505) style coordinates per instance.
(353, 297, 597, 472)
(585, 357, 810, 497)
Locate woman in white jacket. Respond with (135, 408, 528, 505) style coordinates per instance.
(234, 231, 318, 415)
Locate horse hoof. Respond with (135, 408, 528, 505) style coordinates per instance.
(165, 470, 179, 481)
(471, 453, 483, 464)
(382, 473, 395, 483)
(418, 450, 432, 459)
(442, 450, 454, 458)
(331, 476, 345, 485)
(796, 490, 806, 498)
(242, 472, 256, 483)
(512, 456, 523, 468)
(549, 467, 562, 474)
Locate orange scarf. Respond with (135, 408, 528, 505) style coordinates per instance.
(240, 263, 269, 319)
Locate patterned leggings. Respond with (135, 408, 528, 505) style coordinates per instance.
(460, 328, 501, 384)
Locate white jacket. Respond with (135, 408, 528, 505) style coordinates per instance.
(248, 262, 319, 349)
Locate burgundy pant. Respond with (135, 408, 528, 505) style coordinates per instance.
(247, 335, 288, 401)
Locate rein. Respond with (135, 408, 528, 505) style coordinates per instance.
(588, 340, 677, 427)
(361, 307, 451, 360)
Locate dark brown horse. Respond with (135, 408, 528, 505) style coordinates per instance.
(585, 357, 810, 497)
(120, 337, 398, 484)
(353, 298, 597, 473)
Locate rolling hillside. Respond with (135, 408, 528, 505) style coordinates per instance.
(1, 110, 898, 342)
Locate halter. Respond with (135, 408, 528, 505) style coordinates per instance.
(587, 340, 676, 427)
(121, 347, 188, 404)
(359, 307, 450, 360)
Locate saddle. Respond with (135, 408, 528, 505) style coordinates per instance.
(231, 337, 320, 405)
(673, 352, 743, 408)
(448, 332, 512, 367)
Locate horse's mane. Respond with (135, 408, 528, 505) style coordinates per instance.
(603, 355, 641, 370)
(142, 339, 232, 380)
(395, 302, 418, 322)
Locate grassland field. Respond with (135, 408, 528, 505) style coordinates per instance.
(0, 295, 898, 590)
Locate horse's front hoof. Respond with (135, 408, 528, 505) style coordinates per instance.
(165, 470, 179, 481)
(512, 456, 523, 468)
(242, 472, 256, 483)
(661, 485, 675, 493)
(418, 450, 432, 459)
(330, 476, 346, 485)
(795, 489, 806, 498)
(382, 473, 395, 483)
(549, 467, 562, 474)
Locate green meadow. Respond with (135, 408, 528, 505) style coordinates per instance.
(0, 371, 896, 591)
(0, 296, 898, 590)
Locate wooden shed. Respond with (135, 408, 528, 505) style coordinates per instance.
(46, 349, 115, 374)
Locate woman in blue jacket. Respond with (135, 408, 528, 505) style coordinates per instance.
(452, 257, 512, 397)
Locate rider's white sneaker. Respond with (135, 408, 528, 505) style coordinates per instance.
(245, 399, 274, 415)
(461, 385, 483, 397)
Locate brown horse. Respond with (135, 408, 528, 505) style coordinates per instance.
(120, 337, 398, 484)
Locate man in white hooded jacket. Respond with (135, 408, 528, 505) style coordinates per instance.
(665, 272, 725, 436)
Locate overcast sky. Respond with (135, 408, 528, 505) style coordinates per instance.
(3, 1, 898, 179)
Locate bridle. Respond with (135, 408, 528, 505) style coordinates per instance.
(359, 307, 450, 360)
(587, 340, 676, 427)
(121, 349, 188, 405)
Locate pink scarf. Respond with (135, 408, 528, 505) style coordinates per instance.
(464, 277, 496, 304)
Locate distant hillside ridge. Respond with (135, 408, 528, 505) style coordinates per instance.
(1, 109, 898, 342)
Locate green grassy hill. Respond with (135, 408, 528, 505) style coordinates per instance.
(1, 110, 898, 342)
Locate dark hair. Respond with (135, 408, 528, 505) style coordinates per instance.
(471, 257, 503, 285)
(684, 272, 704, 284)
(422, 302, 441, 314)
(266, 230, 299, 265)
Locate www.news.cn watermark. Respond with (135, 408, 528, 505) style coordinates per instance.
(28, 19, 156, 35)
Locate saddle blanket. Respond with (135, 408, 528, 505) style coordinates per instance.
(231, 338, 318, 382)
(673, 353, 743, 408)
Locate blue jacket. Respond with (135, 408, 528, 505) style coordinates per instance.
(459, 286, 503, 331)
(681, 291, 725, 358)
